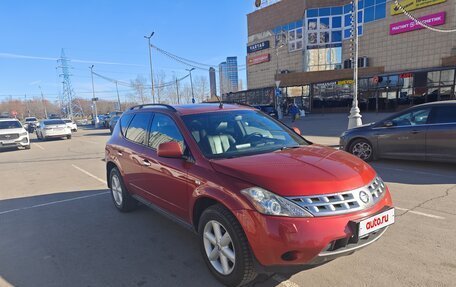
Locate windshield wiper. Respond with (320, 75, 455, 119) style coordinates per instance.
(277, 146, 301, 151)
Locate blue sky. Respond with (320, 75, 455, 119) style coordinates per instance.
(0, 0, 253, 102)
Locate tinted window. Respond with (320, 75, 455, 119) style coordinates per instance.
(431, 106, 456, 124)
(119, 114, 134, 136)
(0, 121, 22, 129)
(125, 113, 151, 145)
(26, 118, 37, 122)
(148, 113, 185, 150)
(44, 120, 65, 125)
(391, 108, 431, 126)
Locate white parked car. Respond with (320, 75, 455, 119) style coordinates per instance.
(23, 117, 39, 130)
(0, 118, 30, 150)
(63, 119, 78, 132)
(36, 119, 72, 140)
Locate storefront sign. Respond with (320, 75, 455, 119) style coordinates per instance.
(391, 0, 446, 16)
(337, 80, 354, 85)
(390, 12, 446, 35)
(247, 40, 270, 54)
(400, 73, 413, 78)
(248, 53, 270, 66)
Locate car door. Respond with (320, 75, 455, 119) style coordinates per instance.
(117, 112, 154, 199)
(376, 107, 431, 160)
(425, 105, 456, 163)
(136, 113, 190, 220)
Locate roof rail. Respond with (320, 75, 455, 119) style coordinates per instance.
(129, 104, 177, 112)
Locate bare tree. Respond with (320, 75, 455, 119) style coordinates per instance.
(130, 75, 148, 104)
(154, 70, 167, 104)
(195, 75, 209, 103)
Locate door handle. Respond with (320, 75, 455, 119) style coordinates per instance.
(141, 159, 151, 167)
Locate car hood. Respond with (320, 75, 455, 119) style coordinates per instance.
(0, 128, 25, 135)
(210, 145, 376, 197)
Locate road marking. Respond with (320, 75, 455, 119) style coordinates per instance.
(395, 206, 445, 220)
(0, 191, 109, 216)
(71, 164, 107, 185)
(34, 143, 45, 150)
(272, 275, 301, 287)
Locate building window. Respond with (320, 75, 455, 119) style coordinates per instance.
(289, 27, 304, 52)
(305, 47, 342, 72)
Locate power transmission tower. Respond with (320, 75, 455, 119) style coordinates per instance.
(57, 49, 84, 118)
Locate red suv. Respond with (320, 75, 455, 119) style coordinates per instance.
(105, 104, 394, 287)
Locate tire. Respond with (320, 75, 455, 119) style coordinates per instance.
(109, 167, 138, 212)
(349, 138, 374, 162)
(25, 145, 31, 150)
(199, 204, 257, 287)
(67, 135, 72, 140)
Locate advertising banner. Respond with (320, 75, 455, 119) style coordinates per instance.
(391, 0, 446, 16)
(248, 53, 270, 66)
(390, 11, 446, 35)
(247, 41, 270, 54)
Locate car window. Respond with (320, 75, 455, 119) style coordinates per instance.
(0, 121, 22, 129)
(430, 106, 456, 124)
(43, 120, 65, 125)
(391, 108, 431, 127)
(125, 113, 152, 145)
(148, 113, 185, 150)
(119, 114, 134, 136)
(182, 110, 307, 159)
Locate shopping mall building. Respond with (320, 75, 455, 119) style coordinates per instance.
(226, 0, 456, 113)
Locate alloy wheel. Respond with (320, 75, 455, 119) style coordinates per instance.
(203, 220, 236, 275)
(111, 174, 123, 206)
(352, 142, 372, 160)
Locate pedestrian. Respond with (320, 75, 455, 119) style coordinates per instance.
(289, 104, 299, 122)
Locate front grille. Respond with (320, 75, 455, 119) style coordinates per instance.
(0, 134, 19, 141)
(288, 177, 386, 217)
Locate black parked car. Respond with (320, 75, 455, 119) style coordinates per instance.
(253, 105, 278, 118)
(340, 101, 456, 163)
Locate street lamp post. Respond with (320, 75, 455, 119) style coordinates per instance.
(275, 31, 286, 120)
(175, 78, 180, 104)
(38, 85, 48, 119)
(144, 32, 156, 104)
(115, 81, 121, 111)
(348, 0, 363, 129)
(186, 68, 196, 103)
(90, 65, 99, 128)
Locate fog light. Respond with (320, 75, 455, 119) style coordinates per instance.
(281, 251, 299, 261)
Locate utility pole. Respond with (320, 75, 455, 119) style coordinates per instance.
(115, 81, 122, 111)
(39, 86, 48, 119)
(24, 94, 30, 117)
(348, 0, 363, 129)
(90, 65, 99, 128)
(144, 32, 155, 104)
(186, 68, 195, 104)
(175, 78, 180, 104)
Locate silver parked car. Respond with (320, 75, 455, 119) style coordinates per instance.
(340, 101, 456, 163)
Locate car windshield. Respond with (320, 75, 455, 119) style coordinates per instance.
(44, 120, 65, 125)
(26, 118, 37, 122)
(0, 121, 22, 129)
(182, 110, 308, 159)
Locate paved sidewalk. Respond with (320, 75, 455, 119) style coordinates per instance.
(281, 112, 393, 146)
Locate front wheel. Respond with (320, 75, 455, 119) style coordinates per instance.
(349, 139, 374, 162)
(199, 204, 257, 287)
(24, 145, 31, 150)
(67, 135, 72, 140)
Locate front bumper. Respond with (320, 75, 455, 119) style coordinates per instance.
(234, 191, 393, 268)
(0, 135, 29, 148)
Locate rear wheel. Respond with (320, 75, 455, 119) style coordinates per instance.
(67, 135, 72, 140)
(109, 167, 138, 212)
(25, 145, 31, 150)
(199, 204, 257, 287)
(349, 139, 374, 162)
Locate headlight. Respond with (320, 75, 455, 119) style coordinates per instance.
(241, 187, 312, 217)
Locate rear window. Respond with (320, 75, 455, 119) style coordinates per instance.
(119, 114, 134, 136)
(44, 120, 65, 125)
(26, 118, 37, 122)
(0, 121, 22, 129)
(431, 106, 456, 124)
(124, 113, 152, 145)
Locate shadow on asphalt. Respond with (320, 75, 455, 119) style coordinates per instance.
(0, 190, 290, 287)
(371, 159, 456, 185)
(83, 132, 111, 137)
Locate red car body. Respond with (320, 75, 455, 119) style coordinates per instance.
(105, 104, 393, 278)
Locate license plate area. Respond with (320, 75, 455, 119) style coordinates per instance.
(356, 207, 395, 238)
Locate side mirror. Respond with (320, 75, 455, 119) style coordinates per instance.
(292, 127, 301, 135)
(157, 142, 183, 158)
(384, 121, 394, 127)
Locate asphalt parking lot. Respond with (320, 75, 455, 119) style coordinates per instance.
(0, 123, 455, 287)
